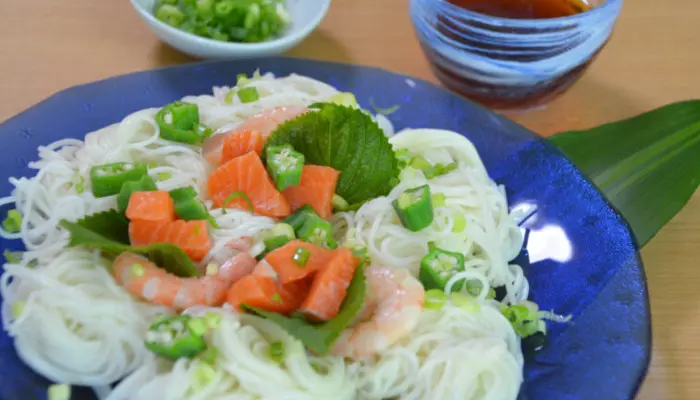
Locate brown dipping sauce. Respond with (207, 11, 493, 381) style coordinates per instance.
(447, 0, 590, 20)
(430, 0, 600, 110)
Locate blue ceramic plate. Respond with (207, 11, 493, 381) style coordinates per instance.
(0, 58, 650, 400)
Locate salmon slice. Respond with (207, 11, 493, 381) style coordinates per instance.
(202, 133, 227, 165)
(226, 274, 309, 314)
(264, 240, 333, 285)
(299, 247, 359, 321)
(238, 105, 309, 141)
(129, 219, 212, 262)
(201, 106, 308, 166)
(125, 191, 176, 222)
(220, 130, 265, 164)
(282, 165, 340, 220)
(207, 151, 291, 217)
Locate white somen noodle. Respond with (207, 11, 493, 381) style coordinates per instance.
(0, 73, 525, 399)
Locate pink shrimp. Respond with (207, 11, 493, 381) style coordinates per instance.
(226, 236, 255, 252)
(251, 259, 278, 279)
(202, 105, 308, 164)
(207, 237, 254, 266)
(113, 252, 253, 311)
(330, 266, 425, 359)
(218, 252, 257, 283)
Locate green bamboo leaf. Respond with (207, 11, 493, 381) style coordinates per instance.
(548, 100, 700, 247)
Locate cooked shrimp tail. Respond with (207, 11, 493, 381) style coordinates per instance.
(330, 266, 425, 358)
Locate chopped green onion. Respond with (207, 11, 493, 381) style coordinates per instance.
(424, 289, 447, 310)
(409, 156, 458, 179)
(350, 245, 369, 259)
(244, 3, 261, 29)
(332, 194, 350, 211)
(11, 301, 25, 319)
(503, 304, 530, 323)
(392, 185, 434, 232)
(265, 144, 304, 191)
(187, 317, 209, 337)
(410, 156, 431, 171)
(153, 0, 289, 43)
(156, 172, 172, 181)
(328, 92, 359, 109)
(2, 209, 22, 233)
(517, 320, 540, 337)
(292, 247, 311, 267)
(90, 162, 148, 198)
(3, 250, 22, 264)
(369, 98, 400, 116)
(199, 346, 218, 365)
(419, 243, 465, 291)
(144, 315, 207, 360)
(47, 384, 71, 400)
(487, 288, 496, 299)
(271, 223, 295, 239)
(73, 173, 85, 194)
(214, 0, 234, 16)
(261, 223, 296, 254)
(196, 0, 214, 17)
(224, 89, 237, 104)
(192, 363, 217, 392)
(268, 341, 284, 363)
(271, 293, 282, 303)
(155, 4, 186, 27)
(451, 292, 480, 313)
(395, 148, 413, 170)
(237, 87, 260, 103)
(467, 282, 496, 300)
(452, 214, 467, 233)
(465, 280, 487, 297)
(222, 191, 254, 213)
(236, 70, 262, 87)
(197, 124, 214, 141)
(131, 263, 146, 277)
(522, 300, 539, 315)
(431, 193, 446, 207)
(205, 262, 219, 276)
(424, 162, 457, 179)
(204, 312, 222, 330)
(502, 303, 542, 338)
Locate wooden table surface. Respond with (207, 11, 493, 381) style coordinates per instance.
(1, 0, 699, 398)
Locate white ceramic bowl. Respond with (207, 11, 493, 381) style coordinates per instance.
(130, 0, 331, 59)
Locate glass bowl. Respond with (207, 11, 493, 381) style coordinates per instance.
(409, 0, 624, 111)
